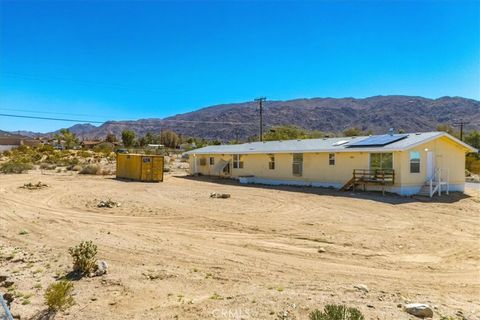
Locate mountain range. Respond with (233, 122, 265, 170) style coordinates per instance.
(8, 95, 480, 141)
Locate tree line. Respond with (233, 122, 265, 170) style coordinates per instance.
(52, 124, 480, 151)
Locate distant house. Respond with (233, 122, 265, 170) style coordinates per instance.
(185, 132, 477, 197)
(80, 140, 120, 150)
(0, 133, 41, 152)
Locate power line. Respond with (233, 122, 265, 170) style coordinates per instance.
(0, 113, 105, 124)
(0, 107, 109, 119)
(0, 112, 255, 126)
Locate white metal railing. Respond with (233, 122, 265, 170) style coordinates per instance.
(0, 292, 14, 320)
(428, 168, 449, 197)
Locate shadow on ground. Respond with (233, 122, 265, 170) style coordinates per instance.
(175, 175, 471, 205)
(30, 309, 56, 320)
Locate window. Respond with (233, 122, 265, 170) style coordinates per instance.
(369, 153, 393, 170)
(292, 153, 303, 176)
(233, 154, 244, 169)
(199, 158, 207, 166)
(329, 153, 335, 165)
(410, 151, 420, 173)
(209, 157, 215, 165)
(268, 154, 275, 170)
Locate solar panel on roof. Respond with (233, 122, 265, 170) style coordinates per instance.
(347, 134, 408, 147)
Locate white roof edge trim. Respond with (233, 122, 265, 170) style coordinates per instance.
(403, 132, 478, 153)
(186, 148, 404, 155)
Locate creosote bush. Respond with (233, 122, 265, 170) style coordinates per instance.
(0, 161, 34, 174)
(309, 304, 364, 320)
(79, 164, 101, 175)
(44, 280, 74, 312)
(68, 240, 98, 274)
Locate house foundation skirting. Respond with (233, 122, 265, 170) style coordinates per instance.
(237, 176, 466, 196)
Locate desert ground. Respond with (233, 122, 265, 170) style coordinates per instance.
(0, 169, 479, 319)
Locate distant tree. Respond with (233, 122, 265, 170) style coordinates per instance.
(144, 132, 160, 145)
(121, 130, 136, 148)
(210, 139, 222, 145)
(247, 135, 259, 142)
(105, 133, 117, 143)
(465, 130, 480, 149)
(160, 130, 179, 148)
(263, 125, 308, 141)
(93, 142, 114, 154)
(436, 124, 459, 138)
(54, 129, 79, 149)
(138, 136, 147, 147)
(343, 127, 363, 137)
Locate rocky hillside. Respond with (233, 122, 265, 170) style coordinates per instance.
(23, 95, 480, 140)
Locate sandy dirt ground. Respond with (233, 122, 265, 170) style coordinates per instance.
(0, 170, 479, 320)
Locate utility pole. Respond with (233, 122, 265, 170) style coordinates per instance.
(254, 97, 267, 141)
(453, 120, 469, 141)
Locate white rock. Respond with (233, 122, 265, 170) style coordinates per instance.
(404, 303, 433, 318)
(94, 260, 108, 276)
(354, 284, 369, 293)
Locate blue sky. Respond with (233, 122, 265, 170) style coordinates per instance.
(1, 0, 479, 132)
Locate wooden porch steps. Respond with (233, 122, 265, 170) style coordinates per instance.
(417, 185, 432, 197)
(340, 177, 356, 191)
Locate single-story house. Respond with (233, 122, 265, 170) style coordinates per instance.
(0, 133, 41, 152)
(81, 140, 119, 149)
(184, 131, 477, 196)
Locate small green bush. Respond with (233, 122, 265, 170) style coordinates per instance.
(38, 144, 54, 153)
(44, 280, 74, 311)
(68, 240, 97, 274)
(309, 304, 364, 320)
(79, 164, 100, 175)
(0, 162, 34, 174)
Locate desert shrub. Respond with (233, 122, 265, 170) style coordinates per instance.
(40, 163, 57, 170)
(2, 150, 12, 157)
(0, 161, 34, 174)
(68, 240, 97, 274)
(66, 164, 82, 171)
(79, 164, 100, 175)
(309, 305, 364, 320)
(38, 144, 54, 153)
(77, 150, 92, 158)
(100, 168, 115, 175)
(93, 142, 114, 154)
(466, 153, 480, 174)
(44, 280, 74, 311)
(65, 157, 80, 166)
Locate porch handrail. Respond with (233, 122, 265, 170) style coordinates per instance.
(353, 169, 395, 184)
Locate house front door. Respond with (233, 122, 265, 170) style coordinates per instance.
(426, 151, 435, 180)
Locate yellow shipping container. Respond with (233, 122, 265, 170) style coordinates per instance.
(116, 154, 164, 182)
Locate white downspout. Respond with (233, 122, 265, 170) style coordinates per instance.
(193, 154, 197, 175)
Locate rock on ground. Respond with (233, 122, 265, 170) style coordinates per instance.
(404, 303, 434, 318)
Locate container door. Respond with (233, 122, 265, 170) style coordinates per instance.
(152, 157, 164, 181)
(141, 157, 153, 181)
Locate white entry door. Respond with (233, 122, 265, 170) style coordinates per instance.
(426, 151, 435, 180)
